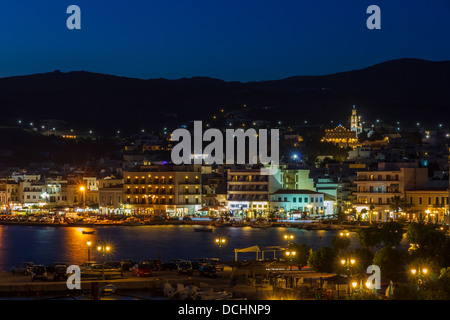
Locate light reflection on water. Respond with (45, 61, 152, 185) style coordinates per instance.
(0, 224, 408, 271)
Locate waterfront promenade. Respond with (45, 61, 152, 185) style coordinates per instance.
(0, 266, 282, 300)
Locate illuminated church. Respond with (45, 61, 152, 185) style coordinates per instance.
(350, 105, 362, 136)
(322, 105, 362, 148)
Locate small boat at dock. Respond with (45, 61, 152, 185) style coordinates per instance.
(194, 226, 213, 232)
(82, 230, 95, 234)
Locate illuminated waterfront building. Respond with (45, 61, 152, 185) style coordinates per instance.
(405, 188, 449, 223)
(354, 163, 428, 221)
(227, 168, 280, 218)
(123, 164, 203, 216)
(270, 189, 327, 219)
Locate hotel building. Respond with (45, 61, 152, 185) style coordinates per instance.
(354, 163, 428, 221)
(123, 164, 202, 216)
(227, 168, 280, 218)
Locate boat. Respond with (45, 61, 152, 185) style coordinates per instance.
(194, 226, 213, 232)
(123, 217, 143, 226)
(250, 221, 273, 228)
(82, 230, 95, 234)
(231, 221, 248, 227)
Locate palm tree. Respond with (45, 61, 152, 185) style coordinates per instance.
(369, 204, 375, 224)
(389, 196, 407, 220)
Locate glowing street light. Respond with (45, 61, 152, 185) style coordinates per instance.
(80, 186, 86, 211)
(87, 241, 92, 262)
(97, 245, 111, 280)
(285, 250, 296, 270)
(283, 234, 294, 245)
(215, 237, 226, 260)
(411, 267, 428, 290)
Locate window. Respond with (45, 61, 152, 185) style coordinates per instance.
(293, 198, 296, 203)
(299, 197, 303, 203)
(428, 197, 431, 205)
(419, 197, 422, 205)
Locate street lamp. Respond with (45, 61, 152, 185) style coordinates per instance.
(283, 234, 294, 245)
(80, 186, 86, 212)
(87, 241, 92, 262)
(339, 231, 350, 237)
(97, 245, 111, 280)
(285, 250, 296, 270)
(411, 267, 428, 290)
(341, 257, 356, 295)
(215, 237, 226, 260)
(341, 257, 356, 271)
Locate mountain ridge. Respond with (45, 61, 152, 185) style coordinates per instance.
(0, 58, 449, 134)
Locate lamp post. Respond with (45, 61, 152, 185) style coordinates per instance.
(341, 257, 356, 295)
(215, 237, 226, 260)
(411, 267, 428, 290)
(97, 245, 111, 280)
(285, 250, 296, 270)
(80, 186, 86, 212)
(283, 234, 294, 245)
(87, 241, 92, 262)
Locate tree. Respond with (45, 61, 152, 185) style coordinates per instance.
(290, 243, 311, 270)
(308, 246, 335, 273)
(389, 196, 407, 218)
(406, 222, 446, 260)
(380, 221, 405, 247)
(369, 204, 375, 224)
(355, 226, 382, 250)
(331, 234, 351, 254)
(373, 246, 408, 281)
(347, 247, 374, 274)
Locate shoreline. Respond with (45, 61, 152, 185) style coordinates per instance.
(0, 220, 362, 231)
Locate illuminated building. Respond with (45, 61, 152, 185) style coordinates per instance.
(323, 125, 358, 147)
(279, 168, 314, 190)
(405, 189, 448, 223)
(227, 169, 280, 218)
(270, 189, 327, 219)
(354, 165, 428, 221)
(350, 105, 362, 136)
(123, 164, 202, 216)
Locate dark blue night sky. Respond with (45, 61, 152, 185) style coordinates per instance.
(0, 0, 449, 81)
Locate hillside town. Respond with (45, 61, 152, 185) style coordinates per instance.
(0, 106, 448, 226)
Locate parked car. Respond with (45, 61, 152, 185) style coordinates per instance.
(81, 264, 122, 279)
(104, 261, 122, 270)
(177, 260, 193, 276)
(120, 259, 137, 271)
(10, 262, 34, 275)
(52, 264, 69, 281)
(130, 263, 153, 277)
(142, 259, 163, 271)
(79, 261, 100, 270)
(46, 262, 68, 274)
(162, 260, 180, 271)
(198, 264, 217, 278)
(31, 265, 48, 281)
(206, 258, 225, 271)
(191, 258, 209, 270)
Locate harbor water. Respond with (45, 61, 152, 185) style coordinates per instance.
(0, 224, 404, 272)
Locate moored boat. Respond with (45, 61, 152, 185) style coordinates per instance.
(193, 226, 213, 232)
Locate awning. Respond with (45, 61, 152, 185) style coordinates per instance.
(234, 245, 261, 261)
(235, 245, 261, 253)
(197, 206, 228, 212)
